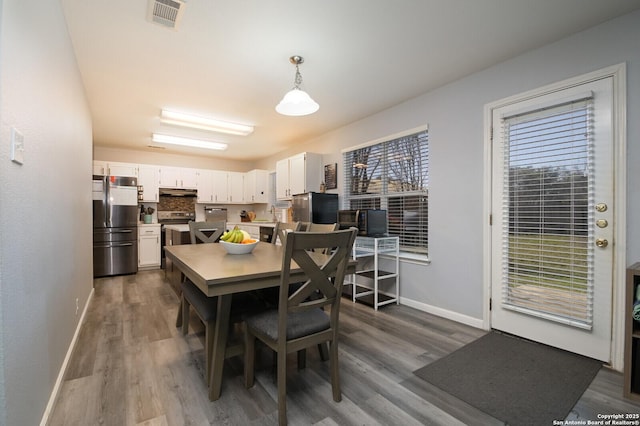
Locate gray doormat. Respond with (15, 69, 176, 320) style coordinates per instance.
(413, 331, 602, 426)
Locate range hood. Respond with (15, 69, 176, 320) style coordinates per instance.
(159, 187, 197, 197)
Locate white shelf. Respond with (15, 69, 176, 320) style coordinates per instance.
(344, 236, 399, 310)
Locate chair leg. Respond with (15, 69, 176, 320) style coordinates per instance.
(330, 340, 341, 402)
(277, 349, 288, 426)
(244, 325, 256, 388)
(181, 296, 190, 335)
(317, 342, 329, 361)
(297, 349, 306, 370)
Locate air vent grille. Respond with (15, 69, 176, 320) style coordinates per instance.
(148, 0, 185, 30)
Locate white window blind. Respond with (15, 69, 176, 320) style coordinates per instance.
(501, 96, 594, 328)
(343, 129, 428, 256)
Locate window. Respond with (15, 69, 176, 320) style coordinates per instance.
(342, 127, 428, 257)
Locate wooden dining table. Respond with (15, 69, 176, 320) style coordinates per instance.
(164, 241, 354, 401)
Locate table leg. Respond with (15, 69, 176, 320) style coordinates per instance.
(208, 294, 231, 401)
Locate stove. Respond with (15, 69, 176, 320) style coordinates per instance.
(158, 211, 195, 269)
(157, 210, 195, 224)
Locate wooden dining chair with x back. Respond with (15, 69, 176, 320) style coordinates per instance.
(179, 220, 266, 386)
(243, 227, 358, 426)
(271, 221, 301, 245)
(188, 220, 226, 244)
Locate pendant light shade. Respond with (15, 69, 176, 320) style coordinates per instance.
(276, 56, 319, 116)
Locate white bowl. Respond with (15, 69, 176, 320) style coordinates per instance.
(219, 239, 259, 255)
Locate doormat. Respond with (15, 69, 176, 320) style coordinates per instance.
(413, 331, 602, 426)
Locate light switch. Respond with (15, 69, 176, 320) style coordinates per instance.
(11, 127, 24, 165)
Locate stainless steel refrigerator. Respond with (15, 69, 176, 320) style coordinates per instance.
(291, 192, 339, 225)
(93, 175, 139, 277)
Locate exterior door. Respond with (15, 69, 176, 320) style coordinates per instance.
(490, 77, 614, 362)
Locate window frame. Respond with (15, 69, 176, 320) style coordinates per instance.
(342, 125, 429, 261)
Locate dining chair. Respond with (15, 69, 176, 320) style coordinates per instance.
(244, 228, 358, 426)
(179, 220, 266, 385)
(271, 221, 301, 245)
(307, 223, 339, 254)
(188, 220, 225, 244)
(180, 279, 266, 385)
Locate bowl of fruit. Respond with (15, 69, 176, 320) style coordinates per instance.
(219, 226, 259, 254)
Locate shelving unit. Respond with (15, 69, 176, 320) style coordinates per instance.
(344, 236, 399, 310)
(624, 262, 640, 401)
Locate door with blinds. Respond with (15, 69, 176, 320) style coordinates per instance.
(490, 77, 613, 362)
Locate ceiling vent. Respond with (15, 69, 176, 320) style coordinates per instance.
(147, 0, 186, 30)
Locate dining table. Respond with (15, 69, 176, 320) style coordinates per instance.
(164, 241, 355, 401)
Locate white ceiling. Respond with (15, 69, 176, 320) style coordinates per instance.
(60, 0, 640, 161)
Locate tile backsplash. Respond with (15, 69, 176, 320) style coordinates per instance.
(157, 196, 196, 212)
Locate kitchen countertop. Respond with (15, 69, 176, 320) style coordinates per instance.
(138, 222, 161, 227)
(228, 221, 275, 228)
(163, 224, 190, 232)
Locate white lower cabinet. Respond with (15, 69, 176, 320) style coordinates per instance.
(138, 225, 161, 269)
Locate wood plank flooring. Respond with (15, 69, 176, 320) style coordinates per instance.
(47, 270, 640, 425)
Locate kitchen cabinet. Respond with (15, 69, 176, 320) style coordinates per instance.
(138, 225, 161, 269)
(159, 166, 198, 188)
(196, 169, 214, 203)
(196, 170, 245, 204)
(137, 165, 160, 202)
(92, 161, 138, 177)
(228, 172, 244, 203)
(276, 152, 322, 200)
(93, 161, 108, 176)
(108, 161, 139, 178)
(244, 169, 269, 203)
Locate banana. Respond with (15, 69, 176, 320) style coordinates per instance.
(220, 231, 231, 241)
(233, 230, 243, 243)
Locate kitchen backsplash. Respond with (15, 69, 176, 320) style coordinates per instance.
(157, 196, 196, 212)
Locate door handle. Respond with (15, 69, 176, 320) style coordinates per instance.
(595, 238, 608, 248)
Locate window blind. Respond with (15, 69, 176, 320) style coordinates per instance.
(501, 97, 594, 328)
(343, 130, 428, 256)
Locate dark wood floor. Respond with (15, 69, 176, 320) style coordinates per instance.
(47, 270, 640, 425)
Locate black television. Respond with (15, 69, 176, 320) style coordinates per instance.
(358, 209, 388, 237)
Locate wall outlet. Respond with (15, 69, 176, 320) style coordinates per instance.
(75, 298, 79, 316)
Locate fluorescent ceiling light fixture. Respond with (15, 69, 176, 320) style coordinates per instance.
(276, 55, 319, 116)
(160, 110, 254, 136)
(152, 133, 228, 151)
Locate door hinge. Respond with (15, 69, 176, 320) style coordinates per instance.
(489, 298, 492, 311)
(489, 214, 492, 226)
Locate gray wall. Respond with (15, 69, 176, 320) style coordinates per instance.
(0, 1, 93, 425)
(256, 10, 640, 323)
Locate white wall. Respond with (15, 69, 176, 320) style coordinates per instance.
(0, 0, 93, 425)
(256, 10, 640, 324)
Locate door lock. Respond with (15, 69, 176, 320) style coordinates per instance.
(595, 203, 608, 212)
(595, 238, 609, 248)
(596, 219, 608, 228)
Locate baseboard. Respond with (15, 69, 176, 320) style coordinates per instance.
(399, 296, 486, 330)
(39, 287, 94, 426)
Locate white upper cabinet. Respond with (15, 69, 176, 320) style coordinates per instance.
(196, 170, 247, 204)
(244, 169, 269, 203)
(137, 165, 160, 202)
(93, 161, 138, 177)
(196, 169, 214, 203)
(276, 152, 322, 200)
(228, 172, 244, 203)
(93, 161, 108, 176)
(211, 170, 230, 203)
(159, 166, 198, 189)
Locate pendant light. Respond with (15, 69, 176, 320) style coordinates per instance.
(275, 55, 319, 116)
